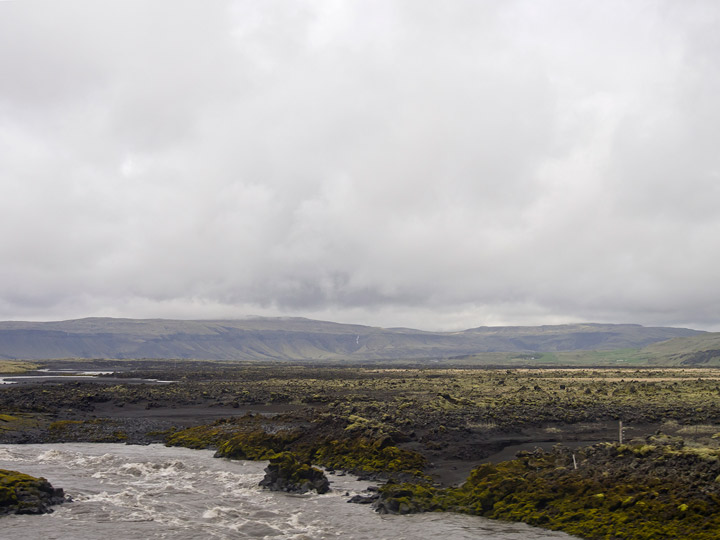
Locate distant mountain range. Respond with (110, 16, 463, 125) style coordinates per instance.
(0, 317, 704, 362)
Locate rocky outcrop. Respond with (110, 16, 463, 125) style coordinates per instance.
(372, 437, 720, 539)
(0, 469, 68, 515)
(259, 452, 330, 494)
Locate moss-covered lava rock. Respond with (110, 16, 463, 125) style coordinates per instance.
(0, 469, 67, 515)
(259, 452, 330, 494)
(375, 438, 720, 539)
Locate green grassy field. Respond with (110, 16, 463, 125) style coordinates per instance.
(0, 361, 39, 374)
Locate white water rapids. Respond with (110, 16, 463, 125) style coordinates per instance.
(0, 443, 577, 540)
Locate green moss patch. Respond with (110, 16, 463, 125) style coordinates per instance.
(166, 414, 427, 479)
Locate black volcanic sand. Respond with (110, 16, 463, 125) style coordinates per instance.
(3, 361, 720, 487)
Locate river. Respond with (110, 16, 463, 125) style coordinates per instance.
(0, 443, 577, 540)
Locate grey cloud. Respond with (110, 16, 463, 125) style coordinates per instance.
(1, 0, 719, 331)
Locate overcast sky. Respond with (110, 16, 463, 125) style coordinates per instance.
(1, 0, 719, 331)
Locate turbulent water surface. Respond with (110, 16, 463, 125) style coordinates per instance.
(0, 443, 576, 540)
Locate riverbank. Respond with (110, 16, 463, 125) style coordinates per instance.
(0, 442, 577, 540)
(377, 436, 720, 539)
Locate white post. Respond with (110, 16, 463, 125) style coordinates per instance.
(572, 453, 577, 470)
(619, 420, 623, 444)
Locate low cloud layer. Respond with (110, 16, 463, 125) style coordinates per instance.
(1, 0, 719, 330)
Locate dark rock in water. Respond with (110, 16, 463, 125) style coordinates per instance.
(347, 493, 379, 504)
(372, 486, 421, 515)
(0, 469, 69, 516)
(259, 452, 330, 494)
(373, 496, 418, 515)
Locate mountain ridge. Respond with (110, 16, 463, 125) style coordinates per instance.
(0, 317, 703, 361)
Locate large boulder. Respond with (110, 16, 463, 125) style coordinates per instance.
(0, 469, 68, 515)
(259, 452, 330, 494)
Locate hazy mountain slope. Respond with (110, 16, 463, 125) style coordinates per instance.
(642, 332, 720, 365)
(460, 323, 704, 351)
(0, 318, 703, 361)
